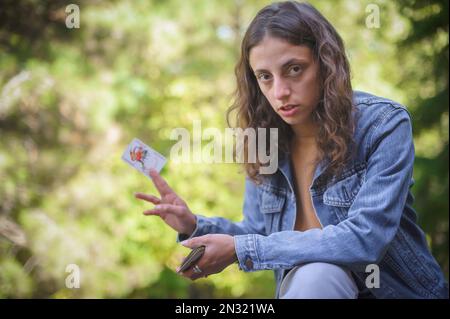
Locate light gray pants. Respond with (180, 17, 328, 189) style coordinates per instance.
(279, 262, 359, 299)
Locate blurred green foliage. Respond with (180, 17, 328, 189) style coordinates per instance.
(0, 0, 448, 298)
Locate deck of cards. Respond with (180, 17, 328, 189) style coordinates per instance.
(177, 245, 206, 273)
(121, 138, 167, 179)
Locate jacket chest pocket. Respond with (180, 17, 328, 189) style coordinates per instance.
(259, 186, 286, 234)
(323, 164, 366, 221)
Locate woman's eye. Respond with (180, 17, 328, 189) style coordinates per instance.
(257, 73, 272, 82)
(288, 65, 302, 76)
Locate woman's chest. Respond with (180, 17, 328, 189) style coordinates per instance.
(291, 159, 322, 231)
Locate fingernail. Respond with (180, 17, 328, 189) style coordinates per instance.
(180, 240, 188, 246)
(155, 205, 161, 209)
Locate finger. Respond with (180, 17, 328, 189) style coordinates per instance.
(135, 192, 161, 204)
(191, 272, 206, 281)
(143, 210, 162, 216)
(153, 204, 185, 216)
(180, 264, 206, 281)
(149, 169, 173, 196)
(179, 269, 192, 279)
(180, 234, 209, 248)
(179, 266, 195, 280)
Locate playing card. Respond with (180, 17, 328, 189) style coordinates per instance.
(177, 245, 206, 273)
(121, 138, 167, 179)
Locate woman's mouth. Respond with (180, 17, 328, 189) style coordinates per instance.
(278, 104, 300, 117)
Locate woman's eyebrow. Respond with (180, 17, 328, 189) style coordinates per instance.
(281, 58, 309, 67)
(254, 58, 309, 73)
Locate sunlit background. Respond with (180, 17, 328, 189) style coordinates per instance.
(0, 0, 448, 298)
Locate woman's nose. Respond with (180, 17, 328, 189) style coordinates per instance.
(273, 78, 291, 101)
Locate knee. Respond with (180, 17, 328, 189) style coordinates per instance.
(279, 262, 358, 299)
(296, 262, 348, 285)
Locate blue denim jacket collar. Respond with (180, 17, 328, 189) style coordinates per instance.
(277, 155, 293, 191)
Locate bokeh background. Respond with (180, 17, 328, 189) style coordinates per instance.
(0, 0, 448, 298)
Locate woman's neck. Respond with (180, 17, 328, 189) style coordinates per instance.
(290, 121, 320, 165)
(291, 121, 318, 144)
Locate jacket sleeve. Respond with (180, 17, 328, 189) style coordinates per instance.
(177, 177, 266, 242)
(234, 107, 415, 272)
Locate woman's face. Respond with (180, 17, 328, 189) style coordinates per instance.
(249, 36, 321, 127)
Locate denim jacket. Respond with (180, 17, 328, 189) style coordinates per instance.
(178, 91, 449, 299)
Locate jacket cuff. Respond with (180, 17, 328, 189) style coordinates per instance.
(234, 234, 260, 272)
(176, 214, 209, 242)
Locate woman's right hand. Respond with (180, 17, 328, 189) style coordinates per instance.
(135, 169, 197, 236)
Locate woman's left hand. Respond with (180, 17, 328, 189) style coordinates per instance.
(177, 234, 238, 280)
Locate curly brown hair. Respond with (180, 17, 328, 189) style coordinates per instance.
(227, 1, 355, 184)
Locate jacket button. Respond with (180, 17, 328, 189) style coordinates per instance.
(245, 257, 253, 270)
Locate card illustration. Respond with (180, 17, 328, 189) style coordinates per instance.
(121, 138, 166, 178)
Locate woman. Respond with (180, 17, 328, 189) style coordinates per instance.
(135, 1, 448, 298)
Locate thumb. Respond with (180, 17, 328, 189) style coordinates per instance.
(180, 239, 195, 248)
(180, 235, 206, 248)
